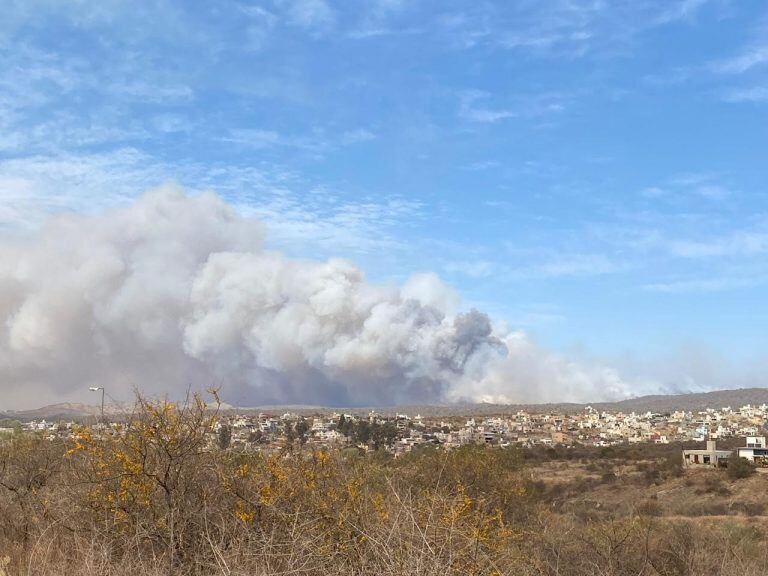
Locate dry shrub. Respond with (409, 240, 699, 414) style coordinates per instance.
(3, 396, 768, 576)
(697, 475, 731, 496)
(730, 501, 765, 517)
(636, 498, 662, 517)
(0, 395, 530, 575)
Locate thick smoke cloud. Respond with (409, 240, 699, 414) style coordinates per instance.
(0, 187, 637, 409)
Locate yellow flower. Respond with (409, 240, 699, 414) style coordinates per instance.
(236, 509, 255, 523)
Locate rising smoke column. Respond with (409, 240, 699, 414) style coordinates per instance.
(0, 186, 636, 408)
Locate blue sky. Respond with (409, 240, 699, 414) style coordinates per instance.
(1, 0, 767, 392)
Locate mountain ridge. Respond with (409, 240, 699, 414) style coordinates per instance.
(3, 387, 768, 421)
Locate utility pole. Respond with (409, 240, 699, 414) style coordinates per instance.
(89, 386, 105, 425)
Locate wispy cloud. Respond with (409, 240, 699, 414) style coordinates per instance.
(105, 80, 194, 103)
(695, 184, 732, 200)
(221, 129, 285, 149)
(285, 0, 336, 31)
(0, 148, 421, 258)
(523, 254, 624, 279)
(239, 5, 279, 50)
(346, 0, 419, 40)
(460, 107, 517, 123)
(669, 231, 768, 258)
(220, 127, 376, 156)
(640, 186, 666, 198)
(655, 0, 709, 25)
(722, 86, 768, 103)
(643, 276, 765, 293)
(443, 260, 495, 278)
(642, 173, 734, 202)
(339, 128, 377, 144)
(457, 91, 513, 123)
(443, 253, 624, 281)
(458, 90, 567, 124)
(431, 0, 719, 60)
(461, 160, 500, 171)
(712, 46, 768, 74)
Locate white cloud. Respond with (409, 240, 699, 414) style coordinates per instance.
(462, 160, 500, 171)
(530, 254, 623, 278)
(347, 0, 417, 39)
(640, 186, 665, 198)
(443, 260, 495, 279)
(669, 231, 768, 258)
(222, 129, 283, 149)
(339, 128, 377, 144)
(432, 0, 718, 60)
(0, 148, 422, 258)
(458, 90, 568, 123)
(105, 80, 194, 103)
(656, 0, 709, 24)
(712, 46, 768, 74)
(695, 184, 732, 200)
(642, 173, 734, 203)
(221, 127, 375, 156)
(284, 0, 335, 30)
(643, 276, 765, 293)
(461, 107, 517, 123)
(444, 253, 623, 282)
(240, 4, 279, 50)
(723, 86, 768, 103)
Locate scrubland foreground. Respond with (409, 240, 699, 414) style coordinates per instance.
(1, 396, 767, 576)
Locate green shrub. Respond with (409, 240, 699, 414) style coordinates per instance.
(727, 455, 756, 480)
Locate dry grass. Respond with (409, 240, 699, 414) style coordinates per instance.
(2, 397, 768, 575)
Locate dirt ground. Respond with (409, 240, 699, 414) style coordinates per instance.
(529, 459, 768, 523)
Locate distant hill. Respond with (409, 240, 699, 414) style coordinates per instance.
(440, 388, 768, 415)
(296, 388, 768, 416)
(593, 387, 768, 413)
(438, 388, 768, 415)
(0, 402, 125, 422)
(221, 388, 768, 416)
(4, 388, 768, 420)
(0, 400, 233, 422)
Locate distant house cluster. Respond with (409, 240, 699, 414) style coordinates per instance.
(4, 401, 767, 458)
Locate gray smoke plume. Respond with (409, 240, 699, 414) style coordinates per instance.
(0, 187, 637, 409)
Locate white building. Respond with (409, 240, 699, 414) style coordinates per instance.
(737, 436, 768, 466)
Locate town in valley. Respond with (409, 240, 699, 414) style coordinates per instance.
(5, 398, 768, 465)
